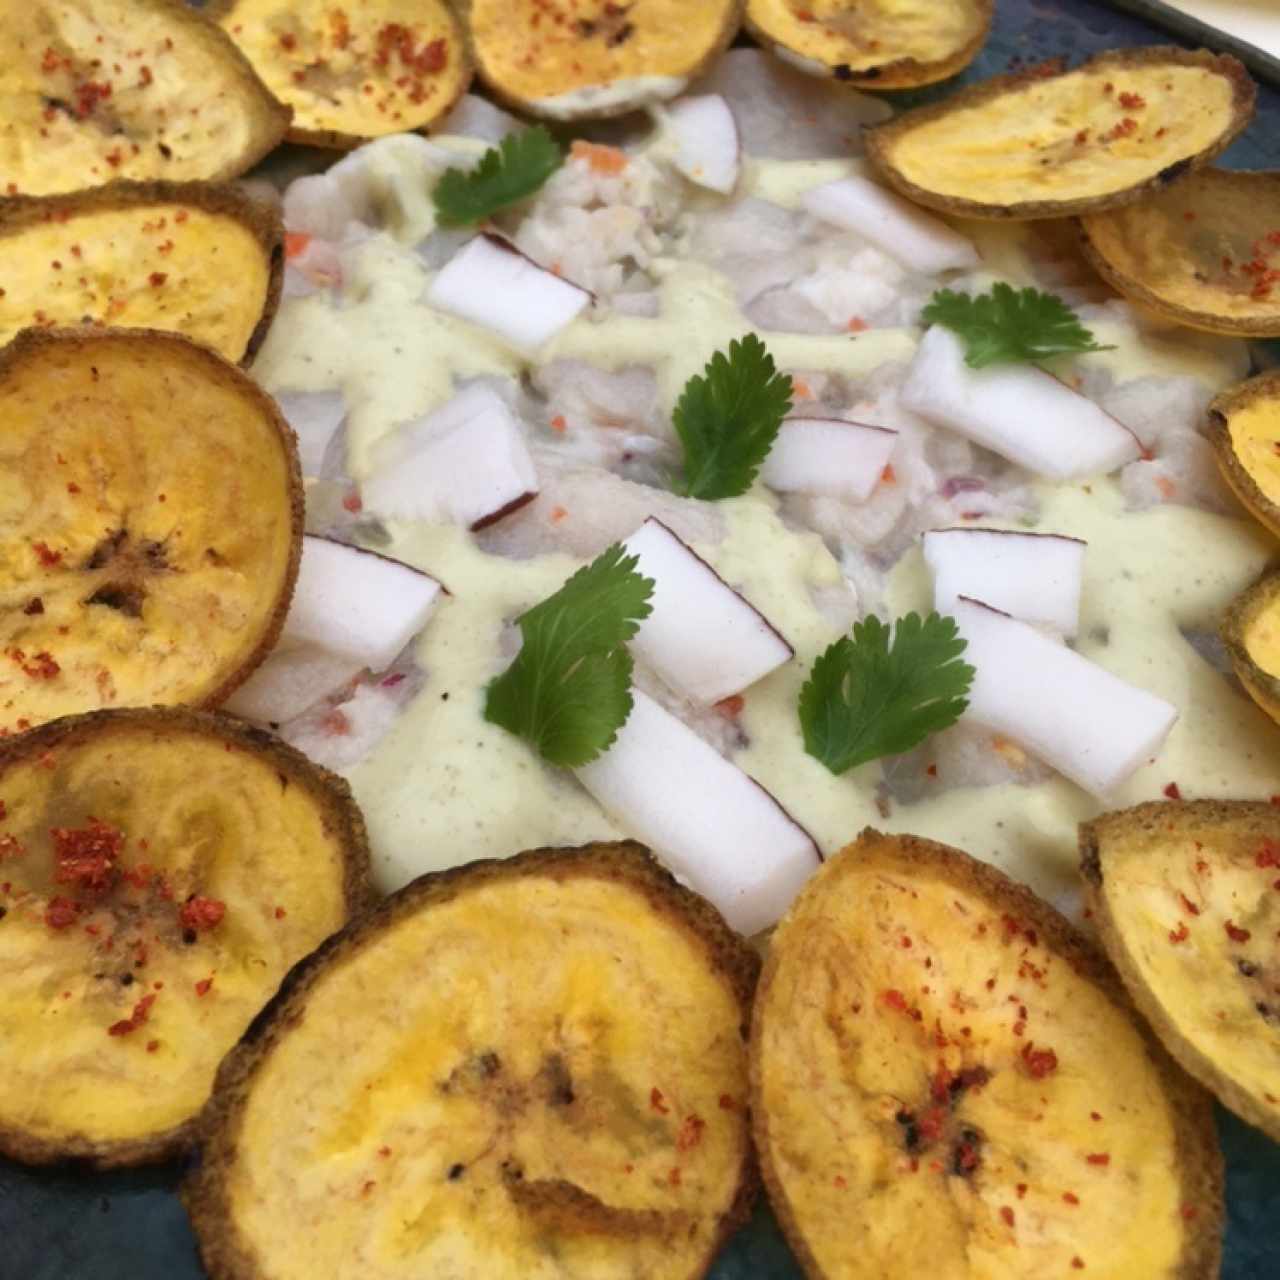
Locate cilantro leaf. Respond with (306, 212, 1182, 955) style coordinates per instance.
(922, 282, 1114, 368)
(798, 612, 974, 774)
(483, 544, 654, 767)
(672, 334, 793, 500)
(432, 126, 563, 228)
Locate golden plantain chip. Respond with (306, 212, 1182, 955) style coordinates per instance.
(0, 181, 283, 364)
(466, 0, 744, 120)
(2, 0, 290, 196)
(1082, 801, 1280, 1143)
(0, 328, 302, 733)
(1082, 168, 1280, 336)
(744, 0, 992, 91)
(865, 47, 1255, 221)
(1222, 569, 1280, 728)
(185, 843, 758, 1280)
(0, 707, 374, 1167)
(210, 0, 472, 149)
(752, 829, 1223, 1279)
(1207, 370, 1280, 538)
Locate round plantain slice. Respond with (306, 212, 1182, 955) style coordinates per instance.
(0, 181, 283, 365)
(2, 0, 290, 196)
(1081, 168, 1280, 337)
(1207, 371, 1280, 538)
(752, 829, 1223, 1280)
(1222, 569, 1280, 727)
(0, 327, 303, 733)
(210, 0, 472, 149)
(1081, 801, 1280, 1143)
(744, 0, 992, 92)
(0, 706, 374, 1167)
(865, 47, 1255, 221)
(466, 0, 743, 121)
(185, 842, 758, 1280)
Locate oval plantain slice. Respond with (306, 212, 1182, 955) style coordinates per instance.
(465, 0, 743, 121)
(0, 706, 374, 1167)
(1222, 569, 1280, 728)
(2, 0, 290, 196)
(752, 829, 1222, 1280)
(0, 181, 283, 365)
(1081, 168, 1280, 337)
(210, 0, 472, 149)
(185, 842, 758, 1280)
(1207, 371, 1280, 538)
(0, 327, 302, 733)
(1081, 801, 1280, 1143)
(865, 47, 1255, 221)
(744, 0, 992, 91)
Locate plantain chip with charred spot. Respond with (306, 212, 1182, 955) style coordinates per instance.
(1222, 569, 1280, 728)
(744, 0, 992, 91)
(1082, 801, 1280, 1143)
(0, 328, 302, 732)
(210, 0, 472, 149)
(185, 842, 758, 1280)
(1208, 370, 1280, 538)
(1082, 168, 1280, 336)
(466, 0, 744, 120)
(0, 181, 283, 365)
(1, 0, 290, 196)
(0, 707, 374, 1167)
(865, 47, 1255, 221)
(752, 829, 1223, 1279)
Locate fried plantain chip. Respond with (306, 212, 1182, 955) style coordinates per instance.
(866, 47, 1254, 221)
(0, 181, 283, 364)
(2, 0, 290, 196)
(753, 829, 1222, 1279)
(210, 0, 472, 149)
(0, 328, 302, 733)
(1208, 371, 1280, 538)
(1082, 168, 1280, 336)
(1082, 801, 1280, 1143)
(466, 0, 744, 120)
(744, 0, 992, 91)
(1222, 569, 1280, 728)
(185, 842, 758, 1280)
(0, 707, 373, 1167)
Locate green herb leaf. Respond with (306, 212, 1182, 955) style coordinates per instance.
(672, 333, 793, 500)
(432, 126, 564, 228)
(483, 544, 654, 767)
(798, 612, 974, 775)
(922, 282, 1114, 368)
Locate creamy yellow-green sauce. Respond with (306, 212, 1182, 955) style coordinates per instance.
(253, 143, 1277, 915)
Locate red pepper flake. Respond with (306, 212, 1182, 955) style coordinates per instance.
(676, 1114, 706, 1152)
(881, 464, 896, 483)
(881, 988, 908, 1012)
(832, 1174, 847, 1189)
(22, 597, 44, 616)
(1072, 1260, 1086, 1271)
(1105, 117, 1139, 141)
(926, 763, 938, 777)
(0, 834, 22, 860)
(667, 1166, 681, 1187)
(33, 541, 62, 567)
(148, 271, 167, 288)
(550, 414, 567, 433)
(1180, 1203, 1198, 1220)
(1015, 1183, 1027, 1200)
(146, 1039, 159, 1053)
(51, 818, 123, 892)
(715, 694, 745, 719)
(718, 1094, 738, 1111)
(1074, 128, 1090, 145)
(1117, 91, 1146, 109)
(1063, 1191, 1080, 1205)
(180, 895, 226, 931)
(8, 648, 60, 680)
(73, 81, 113, 119)
(108, 992, 156, 1036)
(274, 905, 287, 919)
(1225, 920, 1251, 943)
(1256, 838, 1280, 868)
(1085, 1153, 1110, 1166)
(1000, 1206, 1015, 1228)
(1178, 893, 1200, 917)
(1020, 1041, 1059, 1078)
(1169, 922, 1189, 944)
(45, 896, 79, 929)
(278, 31, 297, 50)
(1163, 782, 1181, 799)
(194, 976, 213, 997)
(342, 491, 363, 513)
(650, 1087, 669, 1115)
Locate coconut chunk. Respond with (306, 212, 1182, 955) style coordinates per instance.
(761, 418, 898, 502)
(665, 93, 741, 194)
(801, 175, 979, 275)
(577, 691, 819, 935)
(623, 518, 792, 704)
(901, 326, 1141, 479)
(923, 528, 1086, 636)
(427, 233, 591, 352)
(953, 597, 1177, 796)
(275, 390, 346, 476)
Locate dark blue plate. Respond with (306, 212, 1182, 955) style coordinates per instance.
(4, 2, 1278, 1276)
